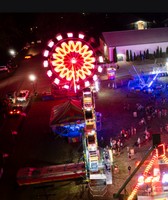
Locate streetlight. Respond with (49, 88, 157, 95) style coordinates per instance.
(29, 74, 37, 95)
(8, 49, 16, 57)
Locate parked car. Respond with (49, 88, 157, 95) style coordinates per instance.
(17, 90, 30, 101)
(8, 105, 23, 116)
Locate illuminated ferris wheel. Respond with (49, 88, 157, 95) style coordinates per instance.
(43, 32, 99, 93)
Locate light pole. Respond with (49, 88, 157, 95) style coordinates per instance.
(29, 74, 37, 95)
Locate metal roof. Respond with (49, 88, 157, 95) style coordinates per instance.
(102, 27, 168, 47)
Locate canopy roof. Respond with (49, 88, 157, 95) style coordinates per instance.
(50, 99, 84, 126)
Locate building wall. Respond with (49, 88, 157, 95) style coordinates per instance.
(99, 37, 109, 60)
(107, 42, 168, 62)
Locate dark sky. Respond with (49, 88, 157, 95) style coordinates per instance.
(1, 13, 168, 49)
(0, 13, 167, 34)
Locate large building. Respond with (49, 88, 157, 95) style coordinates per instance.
(99, 27, 168, 62)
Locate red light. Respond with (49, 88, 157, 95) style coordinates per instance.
(156, 144, 165, 157)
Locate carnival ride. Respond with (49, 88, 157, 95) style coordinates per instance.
(42, 31, 111, 193)
(114, 143, 168, 200)
(42, 31, 106, 168)
(42, 32, 101, 95)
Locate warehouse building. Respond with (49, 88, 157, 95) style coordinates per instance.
(99, 27, 168, 62)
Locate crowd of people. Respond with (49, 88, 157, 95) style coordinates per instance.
(99, 85, 168, 168)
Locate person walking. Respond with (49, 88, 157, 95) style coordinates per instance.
(128, 152, 131, 160)
(109, 137, 113, 149)
(128, 165, 131, 175)
(100, 136, 105, 148)
(137, 137, 141, 147)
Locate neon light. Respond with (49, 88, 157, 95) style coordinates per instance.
(63, 85, 69, 89)
(85, 81, 90, 87)
(43, 60, 48, 68)
(98, 66, 103, 73)
(47, 70, 52, 77)
(48, 40, 54, 48)
(43, 50, 49, 57)
(51, 40, 95, 81)
(138, 175, 144, 185)
(93, 74, 98, 81)
(78, 33, 85, 39)
(54, 78, 60, 85)
(156, 143, 165, 157)
(98, 56, 104, 63)
(67, 32, 73, 37)
(56, 34, 63, 41)
(128, 153, 158, 200)
(43, 32, 97, 92)
(147, 71, 159, 88)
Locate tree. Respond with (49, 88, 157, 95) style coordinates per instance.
(126, 50, 129, 61)
(156, 47, 159, 58)
(159, 47, 163, 57)
(166, 47, 168, 54)
(140, 51, 142, 60)
(146, 49, 149, 59)
(130, 50, 133, 61)
(143, 51, 146, 59)
(133, 52, 136, 61)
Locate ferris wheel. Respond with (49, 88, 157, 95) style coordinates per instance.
(43, 32, 99, 93)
